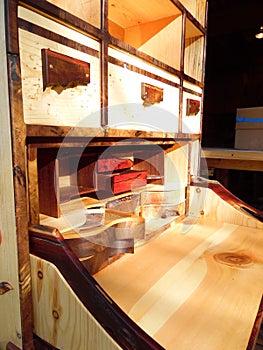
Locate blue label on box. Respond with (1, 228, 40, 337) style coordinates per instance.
(236, 116, 263, 122)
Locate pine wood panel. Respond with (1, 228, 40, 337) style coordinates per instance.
(95, 217, 263, 350)
(108, 0, 181, 29)
(18, 7, 101, 127)
(180, 0, 207, 25)
(139, 16, 182, 70)
(189, 185, 263, 229)
(30, 255, 122, 350)
(203, 148, 263, 161)
(202, 148, 263, 172)
(46, 0, 101, 28)
(164, 143, 189, 189)
(107, 50, 180, 132)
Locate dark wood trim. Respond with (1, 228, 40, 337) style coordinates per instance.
(18, 18, 99, 58)
(100, 0, 108, 126)
(5, 1, 35, 348)
(109, 35, 182, 78)
(5, 0, 19, 54)
(183, 73, 204, 87)
(29, 226, 164, 350)
(247, 297, 263, 350)
(170, 0, 207, 34)
(108, 56, 180, 89)
(5, 0, 34, 346)
(26, 124, 104, 138)
(6, 343, 21, 350)
(182, 86, 202, 97)
(7, 55, 34, 349)
(192, 178, 263, 222)
(33, 334, 59, 350)
(178, 11, 186, 133)
(33, 335, 59, 350)
(26, 124, 200, 141)
(185, 10, 207, 35)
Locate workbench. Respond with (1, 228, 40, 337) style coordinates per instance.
(202, 148, 263, 172)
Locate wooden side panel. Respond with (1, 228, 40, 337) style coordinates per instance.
(190, 139, 201, 177)
(0, 3, 22, 348)
(189, 185, 263, 229)
(28, 146, 40, 225)
(30, 255, 122, 350)
(139, 16, 182, 70)
(18, 7, 101, 127)
(164, 143, 189, 190)
(38, 149, 60, 218)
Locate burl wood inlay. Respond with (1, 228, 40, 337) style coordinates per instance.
(186, 98, 200, 116)
(42, 49, 90, 94)
(141, 82, 163, 106)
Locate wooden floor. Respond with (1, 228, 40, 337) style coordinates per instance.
(94, 217, 263, 350)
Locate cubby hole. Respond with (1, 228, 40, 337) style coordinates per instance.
(184, 18, 204, 81)
(37, 145, 167, 219)
(108, 0, 182, 70)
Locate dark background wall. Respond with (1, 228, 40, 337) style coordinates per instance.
(203, 0, 263, 148)
(202, 0, 263, 210)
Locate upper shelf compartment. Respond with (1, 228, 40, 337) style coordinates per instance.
(184, 18, 205, 82)
(46, 0, 101, 28)
(108, 0, 182, 70)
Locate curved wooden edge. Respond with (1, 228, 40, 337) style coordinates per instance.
(33, 335, 59, 350)
(29, 226, 164, 350)
(6, 343, 21, 350)
(192, 177, 263, 222)
(247, 296, 263, 350)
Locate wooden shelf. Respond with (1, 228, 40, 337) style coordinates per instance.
(202, 148, 263, 171)
(26, 124, 200, 141)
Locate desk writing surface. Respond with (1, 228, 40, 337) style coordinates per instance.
(94, 217, 263, 350)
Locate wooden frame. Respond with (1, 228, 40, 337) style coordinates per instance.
(1, 0, 208, 348)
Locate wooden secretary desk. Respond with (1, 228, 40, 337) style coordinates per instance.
(0, 0, 263, 349)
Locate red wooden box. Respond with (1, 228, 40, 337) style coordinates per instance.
(97, 170, 147, 194)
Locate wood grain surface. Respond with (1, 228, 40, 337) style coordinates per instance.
(95, 217, 263, 350)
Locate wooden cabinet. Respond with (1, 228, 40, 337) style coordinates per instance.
(18, 0, 206, 134)
(0, 0, 208, 349)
